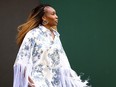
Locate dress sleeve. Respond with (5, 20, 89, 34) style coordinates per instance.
(13, 31, 35, 87)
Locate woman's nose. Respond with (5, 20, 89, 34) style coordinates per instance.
(55, 15, 58, 19)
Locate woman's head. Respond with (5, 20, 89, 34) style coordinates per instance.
(42, 6, 58, 28)
(28, 4, 58, 28)
(17, 4, 58, 46)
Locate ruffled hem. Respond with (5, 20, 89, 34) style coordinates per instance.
(13, 64, 90, 87)
(13, 64, 28, 87)
(13, 63, 32, 87)
(59, 67, 90, 87)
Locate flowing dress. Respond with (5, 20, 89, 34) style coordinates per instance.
(13, 25, 90, 87)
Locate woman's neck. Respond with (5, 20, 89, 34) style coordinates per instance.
(43, 25, 55, 40)
(44, 25, 52, 30)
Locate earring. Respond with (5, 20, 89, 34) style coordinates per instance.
(42, 20, 48, 25)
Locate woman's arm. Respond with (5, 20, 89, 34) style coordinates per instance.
(13, 31, 35, 87)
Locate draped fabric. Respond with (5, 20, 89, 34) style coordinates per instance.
(13, 25, 90, 87)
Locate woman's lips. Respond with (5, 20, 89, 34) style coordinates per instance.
(55, 20, 58, 23)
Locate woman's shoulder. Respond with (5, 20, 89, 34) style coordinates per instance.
(26, 27, 41, 38)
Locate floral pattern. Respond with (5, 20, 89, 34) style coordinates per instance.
(13, 25, 90, 87)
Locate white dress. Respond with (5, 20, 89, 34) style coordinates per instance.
(13, 25, 90, 87)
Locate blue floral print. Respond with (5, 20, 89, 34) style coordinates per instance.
(13, 25, 90, 87)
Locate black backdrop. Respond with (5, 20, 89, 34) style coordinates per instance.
(0, 0, 39, 87)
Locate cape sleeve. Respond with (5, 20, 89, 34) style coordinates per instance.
(13, 31, 35, 87)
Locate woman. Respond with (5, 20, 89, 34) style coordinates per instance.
(13, 4, 90, 87)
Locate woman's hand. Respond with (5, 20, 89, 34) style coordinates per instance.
(28, 76, 35, 87)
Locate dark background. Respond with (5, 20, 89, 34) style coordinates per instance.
(0, 0, 39, 87)
(0, 0, 116, 87)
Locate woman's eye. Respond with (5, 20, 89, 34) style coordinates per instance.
(52, 12, 56, 15)
(52, 13, 55, 15)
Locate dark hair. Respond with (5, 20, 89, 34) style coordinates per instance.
(27, 4, 51, 25)
(17, 4, 51, 46)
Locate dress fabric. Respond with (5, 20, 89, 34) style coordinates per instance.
(13, 25, 89, 87)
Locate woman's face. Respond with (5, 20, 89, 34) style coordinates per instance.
(43, 6, 58, 27)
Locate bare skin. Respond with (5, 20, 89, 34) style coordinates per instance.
(42, 6, 58, 40)
(28, 77, 35, 87)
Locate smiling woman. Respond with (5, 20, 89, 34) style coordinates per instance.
(13, 4, 90, 87)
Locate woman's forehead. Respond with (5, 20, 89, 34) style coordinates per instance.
(44, 6, 56, 13)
